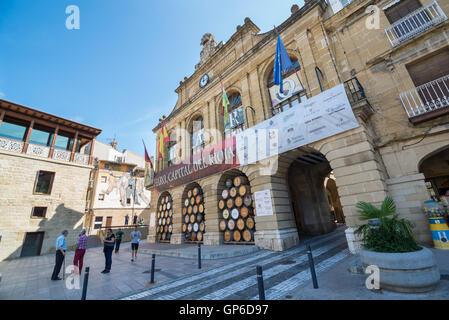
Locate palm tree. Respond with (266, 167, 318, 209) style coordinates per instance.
(355, 196, 396, 235)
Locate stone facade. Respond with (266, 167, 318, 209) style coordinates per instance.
(147, 0, 449, 252)
(0, 150, 92, 260)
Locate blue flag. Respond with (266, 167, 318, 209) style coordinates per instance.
(273, 35, 293, 94)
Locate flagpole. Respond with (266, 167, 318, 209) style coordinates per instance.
(274, 26, 308, 99)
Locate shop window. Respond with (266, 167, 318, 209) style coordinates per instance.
(34, 171, 55, 195)
(31, 207, 47, 218)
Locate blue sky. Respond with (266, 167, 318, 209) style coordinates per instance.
(0, 0, 304, 158)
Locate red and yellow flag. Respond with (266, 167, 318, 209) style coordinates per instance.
(158, 122, 169, 159)
(221, 81, 230, 122)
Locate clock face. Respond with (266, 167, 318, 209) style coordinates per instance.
(199, 74, 209, 88)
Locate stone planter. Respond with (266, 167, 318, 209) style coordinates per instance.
(360, 247, 440, 293)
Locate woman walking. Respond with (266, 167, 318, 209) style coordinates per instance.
(102, 229, 115, 274)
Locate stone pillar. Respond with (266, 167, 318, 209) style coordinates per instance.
(170, 186, 185, 244)
(202, 175, 223, 245)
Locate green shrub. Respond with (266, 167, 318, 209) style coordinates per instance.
(355, 197, 422, 253)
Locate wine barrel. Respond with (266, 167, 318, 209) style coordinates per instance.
(163, 203, 166, 211)
(195, 195, 202, 204)
(236, 218, 245, 231)
(196, 213, 203, 223)
(182, 224, 187, 233)
(187, 223, 193, 232)
(162, 218, 166, 225)
(193, 205, 198, 214)
(200, 221, 205, 232)
(164, 225, 168, 233)
(169, 209, 173, 217)
(164, 211, 168, 218)
(218, 200, 225, 210)
(167, 202, 171, 210)
(228, 219, 236, 231)
(246, 217, 255, 230)
(193, 222, 199, 232)
(189, 214, 196, 223)
(244, 194, 252, 207)
(187, 190, 192, 198)
(230, 187, 237, 198)
(187, 206, 193, 214)
(199, 204, 204, 213)
(157, 212, 160, 219)
(222, 189, 229, 200)
(219, 220, 227, 231)
(226, 198, 234, 209)
(197, 231, 203, 241)
(184, 199, 190, 207)
(222, 209, 230, 219)
(233, 230, 242, 242)
(190, 197, 195, 205)
(235, 196, 243, 207)
(224, 231, 231, 242)
(231, 208, 239, 220)
(169, 225, 173, 233)
(233, 176, 248, 187)
(159, 204, 162, 211)
(225, 179, 233, 188)
(184, 215, 190, 224)
(238, 185, 250, 196)
(193, 187, 199, 196)
(190, 232, 196, 241)
(162, 232, 166, 240)
(185, 232, 190, 240)
(243, 229, 253, 242)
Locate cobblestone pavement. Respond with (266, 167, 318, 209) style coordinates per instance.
(119, 228, 350, 300)
(0, 241, 243, 300)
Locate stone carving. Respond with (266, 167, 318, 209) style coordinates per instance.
(26, 143, 50, 158)
(0, 137, 24, 153)
(53, 149, 71, 161)
(195, 33, 223, 70)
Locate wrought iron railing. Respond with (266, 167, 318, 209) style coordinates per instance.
(399, 74, 449, 120)
(344, 77, 367, 104)
(385, 1, 447, 47)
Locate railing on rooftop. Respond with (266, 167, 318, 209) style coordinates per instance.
(385, 1, 447, 47)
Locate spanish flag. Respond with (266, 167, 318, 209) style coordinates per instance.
(158, 122, 169, 159)
(221, 81, 230, 122)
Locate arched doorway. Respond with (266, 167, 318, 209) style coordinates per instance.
(182, 182, 206, 243)
(156, 192, 173, 243)
(419, 146, 449, 202)
(288, 151, 343, 238)
(218, 170, 256, 244)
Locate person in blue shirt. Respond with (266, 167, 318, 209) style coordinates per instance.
(51, 230, 68, 280)
(130, 226, 141, 262)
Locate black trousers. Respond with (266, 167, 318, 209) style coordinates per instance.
(51, 250, 65, 280)
(115, 239, 122, 252)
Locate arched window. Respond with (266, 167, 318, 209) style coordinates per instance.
(267, 58, 307, 115)
(223, 92, 245, 139)
(191, 116, 204, 155)
(167, 131, 177, 167)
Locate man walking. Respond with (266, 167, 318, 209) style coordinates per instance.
(130, 226, 141, 262)
(73, 229, 88, 275)
(115, 228, 124, 254)
(51, 230, 68, 280)
(102, 228, 115, 274)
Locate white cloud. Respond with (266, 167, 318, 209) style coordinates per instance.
(0, 92, 5, 99)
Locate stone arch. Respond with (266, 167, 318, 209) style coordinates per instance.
(417, 144, 449, 173)
(156, 191, 173, 243)
(181, 182, 206, 242)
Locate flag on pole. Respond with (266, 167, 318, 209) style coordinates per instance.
(142, 139, 154, 187)
(221, 81, 230, 122)
(273, 34, 293, 94)
(158, 122, 169, 159)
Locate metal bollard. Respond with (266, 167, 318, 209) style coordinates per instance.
(306, 244, 319, 289)
(198, 243, 202, 269)
(81, 267, 90, 300)
(150, 254, 156, 284)
(256, 265, 266, 300)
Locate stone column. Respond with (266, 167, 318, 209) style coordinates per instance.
(202, 175, 223, 245)
(170, 186, 185, 244)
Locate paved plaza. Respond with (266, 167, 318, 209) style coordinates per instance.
(1, 228, 448, 300)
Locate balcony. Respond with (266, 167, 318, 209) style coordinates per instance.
(385, 1, 447, 47)
(399, 74, 449, 123)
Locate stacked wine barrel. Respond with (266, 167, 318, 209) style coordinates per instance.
(219, 176, 255, 243)
(156, 194, 173, 243)
(182, 185, 205, 242)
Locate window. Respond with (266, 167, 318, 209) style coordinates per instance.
(100, 176, 107, 183)
(127, 198, 131, 205)
(31, 207, 47, 218)
(223, 92, 246, 139)
(384, 0, 422, 24)
(29, 126, 53, 147)
(191, 116, 205, 155)
(0, 118, 28, 141)
(34, 171, 55, 195)
(94, 216, 103, 229)
(273, 92, 308, 115)
(98, 193, 105, 200)
(168, 131, 177, 167)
